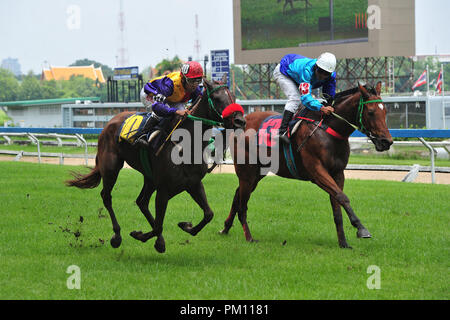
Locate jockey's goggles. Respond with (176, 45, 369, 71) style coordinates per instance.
(316, 66, 331, 78)
(185, 77, 203, 85)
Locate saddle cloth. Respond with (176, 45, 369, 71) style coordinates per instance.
(257, 115, 300, 178)
(258, 113, 345, 149)
(118, 112, 151, 143)
(257, 115, 305, 148)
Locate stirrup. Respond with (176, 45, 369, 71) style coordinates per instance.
(148, 130, 160, 144)
(279, 133, 291, 145)
(133, 135, 149, 148)
(291, 119, 303, 136)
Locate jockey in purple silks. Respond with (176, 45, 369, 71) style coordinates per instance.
(134, 61, 204, 148)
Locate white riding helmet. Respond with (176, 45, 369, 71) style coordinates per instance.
(316, 52, 336, 73)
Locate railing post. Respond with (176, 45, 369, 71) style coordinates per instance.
(75, 133, 88, 166)
(27, 133, 41, 164)
(418, 137, 436, 184)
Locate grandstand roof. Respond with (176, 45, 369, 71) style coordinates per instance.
(41, 65, 106, 83)
(0, 97, 101, 107)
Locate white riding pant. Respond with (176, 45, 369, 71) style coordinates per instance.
(273, 64, 302, 113)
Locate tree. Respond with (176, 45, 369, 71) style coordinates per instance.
(59, 75, 99, 98)
(70, 58, 114, 79)
(155, 56, 183, 76)
(41, 80, 64, 99)
(0, 68, 20, 101)
(20, 72, 43, 100)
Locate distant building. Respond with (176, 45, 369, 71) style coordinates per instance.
(1, 57, 21, 76)
(41, 65, 106, 83)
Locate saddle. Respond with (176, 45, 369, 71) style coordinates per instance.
(118, 113, 167, 150)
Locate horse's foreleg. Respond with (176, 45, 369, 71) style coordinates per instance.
(178, 182, 214, 236)
(327, 171, 371, 239)
(130, 178, 165, 253)
(330, 171, 351, 248)
(220, 187, 240, 235)
(308, 164, 371, 246)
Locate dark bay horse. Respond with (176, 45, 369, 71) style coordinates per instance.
(221, 82, 393, 248)
(66, 77, 246, 253)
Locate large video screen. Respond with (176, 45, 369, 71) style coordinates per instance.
(233, 0, 416, 64)
(241, 0, 368, 51)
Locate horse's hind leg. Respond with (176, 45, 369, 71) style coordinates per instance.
(129, 188, 169, 253)
(130, 178, 166, 253)
(99, 153, 124, 248)
(236, 175, 264, 242)
(220, 187, 240, 235)
(178, 181, 213, 236)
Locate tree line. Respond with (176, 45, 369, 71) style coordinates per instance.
(0, 56, 249, 103)
(3, 55, 442, 105)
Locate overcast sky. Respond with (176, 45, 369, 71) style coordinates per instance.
(0, 0, 234, 74)
(0, 0, 449, 75)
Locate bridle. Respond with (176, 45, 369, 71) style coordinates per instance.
(331, 96, 383, 140)
(187, 83, 243, 127)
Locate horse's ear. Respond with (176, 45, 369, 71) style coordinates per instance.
(203, 77, 212, 89)
(221, 73, 228, 85)
(358, 81, 370, 99)
(375, 81, 382, 96)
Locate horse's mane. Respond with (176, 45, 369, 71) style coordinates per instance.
(333, 85, 377, 105)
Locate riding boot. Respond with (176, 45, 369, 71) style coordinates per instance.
(133, 115, 159, 148)
(278, 110, 294, 145)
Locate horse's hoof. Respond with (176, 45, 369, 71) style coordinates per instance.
(110, 234, 122, 248)
(219, 229, 229, 235)
(130, 230, 143, 241)
(248, 238, 259, 243)
(357, 229, 372, 238)
(130, 231, 148, 242)
(178, 222, 193, 233)
(339, 243, 353, 249)
(154, 238, 166, 253)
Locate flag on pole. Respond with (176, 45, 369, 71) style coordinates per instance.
(436, 70, 443, 94)
(412, 69, 427, 90)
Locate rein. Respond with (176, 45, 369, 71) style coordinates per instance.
(186, 84, 228, 127)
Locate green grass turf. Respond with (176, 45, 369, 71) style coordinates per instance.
(0, 162, 448, 299)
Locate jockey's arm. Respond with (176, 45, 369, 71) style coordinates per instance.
(144, 77, 177, 117)
(300, 80, 335, 115)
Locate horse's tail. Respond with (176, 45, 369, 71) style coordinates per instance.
(65, 156, 102, 189)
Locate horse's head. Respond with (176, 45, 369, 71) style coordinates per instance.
(357, 82, 393, 151)
(202, 74, 246, 130)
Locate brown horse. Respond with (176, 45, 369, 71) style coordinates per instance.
(66, 77, 246, 253)
(221, 82, 393, 248)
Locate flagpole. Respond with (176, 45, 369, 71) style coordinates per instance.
(426, 64, 429, 95)
(442, 64, 446, 129)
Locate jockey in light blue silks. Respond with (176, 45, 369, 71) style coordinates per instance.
(273, 52, 337, 144)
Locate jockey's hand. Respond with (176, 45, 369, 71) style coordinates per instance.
(175, 109, 190, 117)
(154, 93, 166, 103)
(320, 105, 334, 115)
